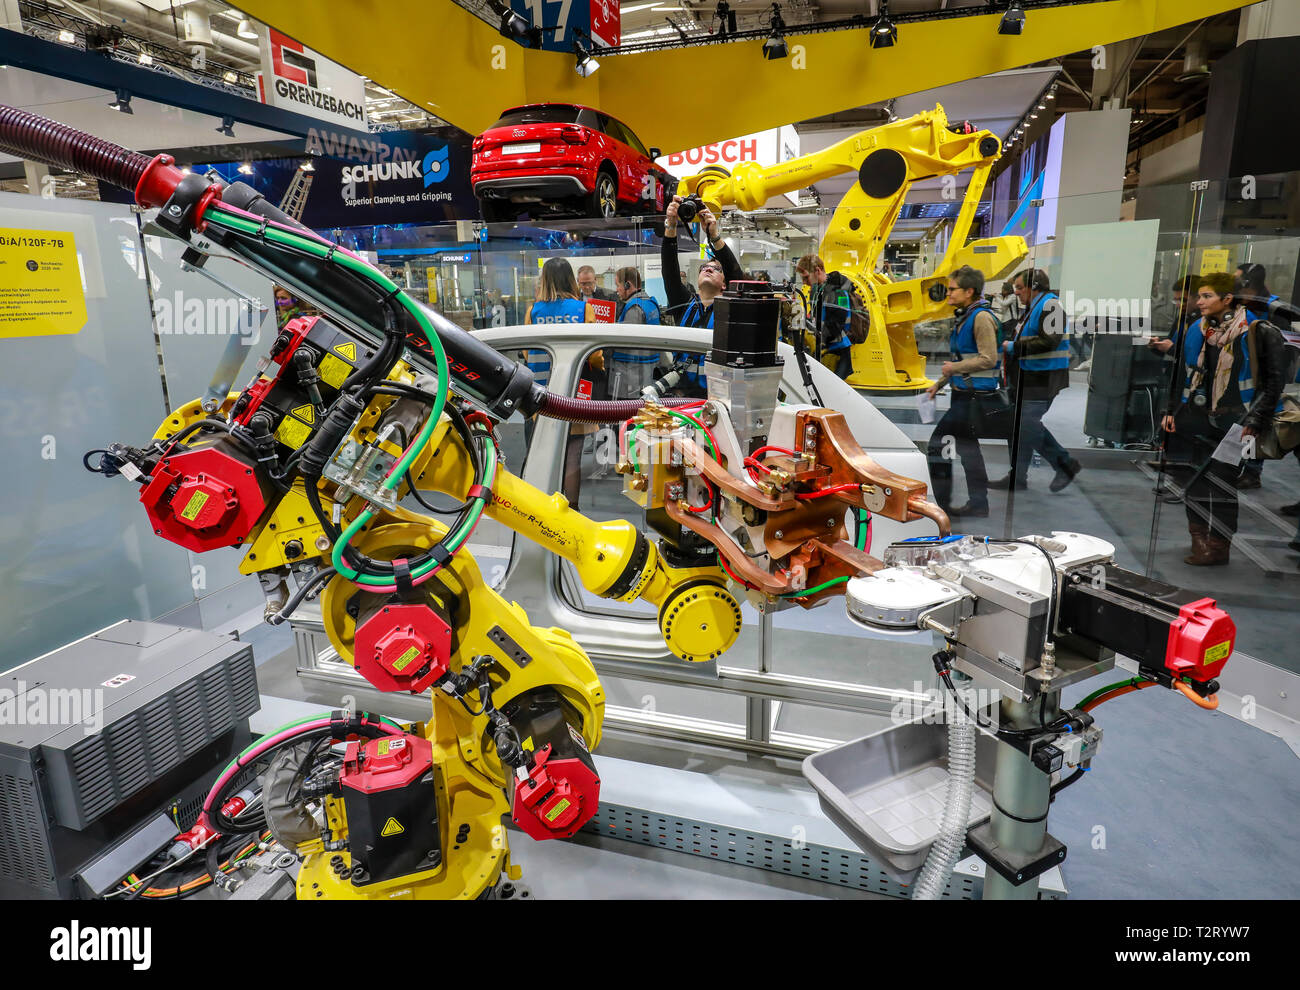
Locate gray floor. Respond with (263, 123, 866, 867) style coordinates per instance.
(223, 371, 1300, 899)
(244, 614, 1300, 900)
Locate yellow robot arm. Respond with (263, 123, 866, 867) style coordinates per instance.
(677, 104, 1027, 393)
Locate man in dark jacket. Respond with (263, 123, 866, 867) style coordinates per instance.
(661, 195, 745, 394)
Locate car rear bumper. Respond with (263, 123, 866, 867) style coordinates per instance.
(473, 168, 593, 200)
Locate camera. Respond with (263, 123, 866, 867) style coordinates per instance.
(676, 194, 706, 224)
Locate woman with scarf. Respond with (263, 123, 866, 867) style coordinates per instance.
(1161, 272, 1287, 565)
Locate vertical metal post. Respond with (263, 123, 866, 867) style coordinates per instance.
(747, 607, 774, 744)
(982, 694, 1055, 900)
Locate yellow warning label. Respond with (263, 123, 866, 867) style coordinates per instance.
(391, 646, 422, 672)
(335, 341, 356, 361)
(180, 490, 209, 521)
(381, 817, 405, 837)
(522, 736, 533, 752)
(274, 404, 316, 450)
(318, 353, 352, 389)
(544, 798, 571, 823)
(1204, 640, 1231, 664)
(377, 739, 390, 755)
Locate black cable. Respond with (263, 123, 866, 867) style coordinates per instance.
(268, 566, 337, 625)
(1050, 766, 1086, 797)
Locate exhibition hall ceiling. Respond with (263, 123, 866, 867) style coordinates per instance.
(228, 0, 1252, 152)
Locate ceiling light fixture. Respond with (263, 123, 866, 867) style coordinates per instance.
(137, 51, 152, 65)
(574, 29, 600, 76)
(238, 163, 254, 175)
(762, 3, 788, 60)
(223, 71, 238, 84)
(58, 29, 76, 44)
(236, 18, 258, 39)
(869, 1, 897, 49)
(998, 2, 1026, 36)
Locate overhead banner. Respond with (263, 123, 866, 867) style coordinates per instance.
(98, 129, 477, 228)
(257, 28, 369, 130)
(656, 126, 801, 206)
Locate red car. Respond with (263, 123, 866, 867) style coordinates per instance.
(471, 104, 674, 222)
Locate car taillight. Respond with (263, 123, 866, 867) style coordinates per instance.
(472, 135, 485, 152)
(561, 126, 588, 145)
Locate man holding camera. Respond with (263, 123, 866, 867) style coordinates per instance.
(661, 194, 745, 393)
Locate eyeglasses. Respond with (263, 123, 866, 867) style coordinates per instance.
(700, 264, 723, 274)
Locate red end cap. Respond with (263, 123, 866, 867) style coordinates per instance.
(341, 734, 432, 795)
(511, 744, 601, 841)
(354, 603, 452, 694)
(134, 154, 186, 209)
(1165, 596, 1236, 682)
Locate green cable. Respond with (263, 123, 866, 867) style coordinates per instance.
(203, 208, 453, 584)
(1077, 676, 1153, 709)
(854, 508, 868, 551)
(780, 575, 850, 599)
(335, 435, 497, 587)
(664, 409, 717, 459)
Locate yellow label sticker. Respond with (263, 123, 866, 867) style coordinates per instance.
(275, 415, 312, 450)
(391, 646, 422, 672)
(335, 341, 357, 361)
(544, 798, 571, 823)
(521, 736, 533, 752)
(291, 404, 316, 424)
(1200, 248, 1231, 275)
(381, 817, 405, 837)
(1204, 640, 1231, 664)
(0, 227, 88, 338)
(377, 739, 390, 756)
(317, 353, 351, 389)
(180, 490, 209, 521)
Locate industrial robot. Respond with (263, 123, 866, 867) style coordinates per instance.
(0, 104, 1235, 901)
(676, 103, 1028, 394)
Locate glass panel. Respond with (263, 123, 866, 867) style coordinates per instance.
(491, 106, 582, 127)
(0, 194, 195, 671)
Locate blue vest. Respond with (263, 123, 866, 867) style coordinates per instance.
(530, 297, 587, 324)
(1016, 291, 1071, 371)
(619, 294, 661, 327)
(948, 303, 1001, 391)
(1180, 315, 1283, 411)
(673, 299, 713, 386)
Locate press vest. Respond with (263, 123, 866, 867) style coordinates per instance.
(948, 303, 1001, 391)
(1016, 292, 1072, 371)
(618, 293, 662, 327)
(526, 297, 586, 385)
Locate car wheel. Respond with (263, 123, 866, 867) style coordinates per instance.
(587, 171, 617, 220)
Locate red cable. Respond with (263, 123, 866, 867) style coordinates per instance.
(751, 445, 797, 459)
(716, 553, 757, 590)
(795, 483, 863, 501)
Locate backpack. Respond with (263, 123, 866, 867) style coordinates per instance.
(822, 272, 870, 346)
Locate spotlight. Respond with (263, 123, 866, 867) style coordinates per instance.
(58, 29, 76, 44)
(762, 3, 787, 60)
(216, 115, 236, 137)
(715, 0, 737, 37)
(869, 1, 897, 49)
(497, 5, 533, 44)
(1046, 88, 1056, 100)
(223, 71, 239, 84)
(238, 163, 254, 175)
(137, 51, 153, 65)
(998, 2, 1025, 36)
(300, 159, 315, 173)
(1037, 101, 1046, 110)
(107, 89, 133, 114)
(236, 18, 258, 40)
(574, 30, 600, 76)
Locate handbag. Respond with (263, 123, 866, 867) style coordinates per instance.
(969, 387, 1013, 439)
(1245, 324, 1300, 459)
